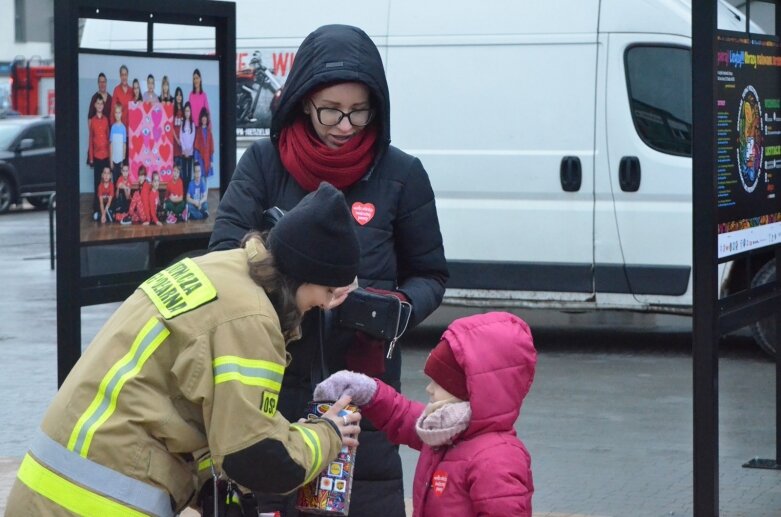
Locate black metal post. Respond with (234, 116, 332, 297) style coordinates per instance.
(55, 0, 83, 386)
(48, 192, 55, 270)
(692, 0, 719, 514)
(777, 249, 781, 465)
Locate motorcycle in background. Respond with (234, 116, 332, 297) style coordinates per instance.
(236, 51, 282, 129)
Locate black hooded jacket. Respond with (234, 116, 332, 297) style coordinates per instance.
(209, 25, 448, 515)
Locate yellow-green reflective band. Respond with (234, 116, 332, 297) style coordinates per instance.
(140, 258, 217, 319)
(291, 424, 323, 484)
(17, 454, 149, 517)
(198, 457, 213, 472)
(68, 317, 170, 457)
(213, 356, 284, 391)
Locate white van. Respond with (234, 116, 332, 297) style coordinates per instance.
(81, 1, 774, 353)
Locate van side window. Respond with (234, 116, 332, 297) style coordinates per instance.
(625, 45, 691, 156)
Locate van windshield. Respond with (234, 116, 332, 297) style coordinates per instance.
(626, 45, 692, 156)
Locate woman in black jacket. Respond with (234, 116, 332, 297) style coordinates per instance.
(210, 24, 448, 516)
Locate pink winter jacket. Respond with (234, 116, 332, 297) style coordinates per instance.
(362, 312, 536, 517)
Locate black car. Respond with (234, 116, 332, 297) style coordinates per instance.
(0, 115, 55, 213)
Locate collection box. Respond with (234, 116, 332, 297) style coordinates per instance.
(296, 401, 359, 515)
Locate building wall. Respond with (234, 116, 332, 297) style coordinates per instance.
(0, 0, 53, 62)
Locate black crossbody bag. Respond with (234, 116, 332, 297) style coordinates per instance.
(335, 288, 412, 358)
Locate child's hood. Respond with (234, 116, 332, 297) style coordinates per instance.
(441, 312, 536, 438)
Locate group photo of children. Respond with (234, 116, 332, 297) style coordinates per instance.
(78, 53, 220, 240)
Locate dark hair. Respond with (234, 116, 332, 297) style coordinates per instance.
(173, 87, 184, 117)
(138, 165, 147, 176)
(199, 107, 210, 126)
(98, 73, 106, 80)
(182, 101, 195, 133)
(119, 65, 128, 74)
(132, 79, 142, 101)
(192, 69, 203, 94)
(147, 74, 154, 82)
(242, 232, 303, 342)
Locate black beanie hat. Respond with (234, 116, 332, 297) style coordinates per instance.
(268, 182, 360, 286)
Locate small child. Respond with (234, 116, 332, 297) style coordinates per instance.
(179, 101, 196, 192)
(193, 107, 214, 178)
(186, 162, 209, 220)
(127, 166, 151, 225)
(88, 96, 110, 218)
(109, 102, 126, 182)
(114, 164, 132, 224)
(314, 312, 536, 517)
(149, 171, 164, 226)
(96, 167, 114, 224)
(143, 74, 159, 104)
(164, 165, 186, 223)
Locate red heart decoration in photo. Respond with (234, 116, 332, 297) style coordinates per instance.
(351, 202, 375, 225)
(158, 143, 171, 162)
(128, 107, 142, 130)
(130, 134, 144, 153)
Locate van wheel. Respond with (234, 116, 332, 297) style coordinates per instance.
(750, 260, 777, 357)
(0, 176, 13, 214)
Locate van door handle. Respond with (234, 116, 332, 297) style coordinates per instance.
(560, 156, 582, 192)
(618, 156, 641, 192)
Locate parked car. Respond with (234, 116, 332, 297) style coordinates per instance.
(0, 115, 55, 213)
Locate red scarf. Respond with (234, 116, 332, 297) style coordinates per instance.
(278, 117, 377, 192)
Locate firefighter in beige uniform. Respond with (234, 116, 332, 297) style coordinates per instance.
(6, 183, 362, 516)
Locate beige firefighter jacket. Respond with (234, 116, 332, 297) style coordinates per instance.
(6, 246, 341, 516)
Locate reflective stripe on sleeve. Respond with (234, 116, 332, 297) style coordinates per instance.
(68, 317, 170, 457)
(290, 423, 323, 484)
(24, 431, 173, 517)
(212, 356, 284, 391)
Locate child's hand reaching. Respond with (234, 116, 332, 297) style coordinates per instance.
(314, 370, 377, 406)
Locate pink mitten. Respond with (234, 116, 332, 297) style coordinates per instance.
(314, 370, 378, 406)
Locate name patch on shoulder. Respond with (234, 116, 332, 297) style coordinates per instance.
(140, 258, 217, 319)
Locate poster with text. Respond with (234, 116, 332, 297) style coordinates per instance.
(716, 34, 781, 258)
(235, 48, 292, 138)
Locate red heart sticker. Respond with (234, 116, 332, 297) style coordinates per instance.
(351, 202, 375, 225)
(158, 143, 171, 162)
(128, 106, 142, 131)
(130, 134, 144, 153)
(432, 470, 448, 497)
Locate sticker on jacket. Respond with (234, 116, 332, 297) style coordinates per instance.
(261, 391, 278, 417)
(140, 258, 217, 319)
(432, 470, 448, 496)
(351, 202, 375, 225)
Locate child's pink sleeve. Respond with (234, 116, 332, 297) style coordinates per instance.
(362, 379, 426, 451)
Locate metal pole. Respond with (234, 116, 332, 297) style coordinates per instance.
(49, 192, 55, 270)
(776, 249, 781, 464)
(55, 0, 82, 386)
(692, 0, 719, 514)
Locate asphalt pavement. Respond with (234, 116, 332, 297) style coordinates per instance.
(1, 205, 780, 516)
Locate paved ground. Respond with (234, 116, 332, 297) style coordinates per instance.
(1, 206, 781, 516)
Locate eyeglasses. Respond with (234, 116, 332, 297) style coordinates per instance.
(309, 100, 374, 127)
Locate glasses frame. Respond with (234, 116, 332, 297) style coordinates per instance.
(308, 100, 375, 127)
